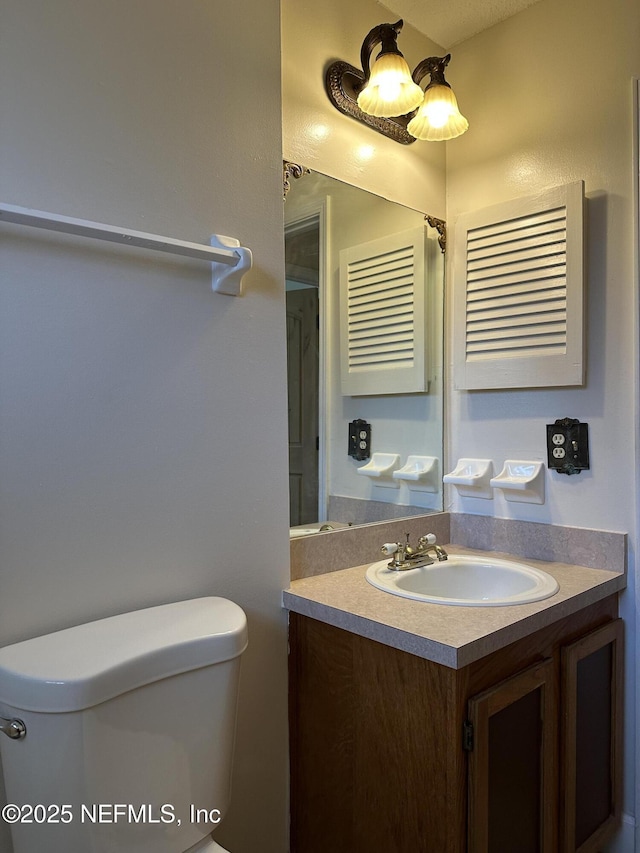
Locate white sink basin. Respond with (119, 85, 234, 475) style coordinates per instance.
(365, 554, 559, 606)
(289, 527, 322, 539)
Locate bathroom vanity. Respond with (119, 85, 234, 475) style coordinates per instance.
(285, 537, 625, 853)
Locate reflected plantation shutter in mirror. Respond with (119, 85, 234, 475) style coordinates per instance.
(340, 226, 429, 395)
(453, 181, 585, 390)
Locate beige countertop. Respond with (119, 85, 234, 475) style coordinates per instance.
(283, 544, 626, 669)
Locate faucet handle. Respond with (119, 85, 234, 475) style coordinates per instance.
(381, 543, 399, 556)
(417, 533, 437, 549)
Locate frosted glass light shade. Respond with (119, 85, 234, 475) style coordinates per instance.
(357, 53, 424, 118)
(407, 84, 469, 141)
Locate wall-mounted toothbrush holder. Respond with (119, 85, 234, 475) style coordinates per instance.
(443, 459, 494, 499)
(356, 453, 400, 488)
(392, 456, 439, 493)
(490, 460, 546, 504)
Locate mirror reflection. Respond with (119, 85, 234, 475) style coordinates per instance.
(284, 166, 444, 536)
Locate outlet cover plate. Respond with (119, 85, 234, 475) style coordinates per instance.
(546, 418, 589, 475)
(348, 419, 371, 461)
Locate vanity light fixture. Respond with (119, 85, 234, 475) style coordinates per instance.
(325, 19, 468, 145)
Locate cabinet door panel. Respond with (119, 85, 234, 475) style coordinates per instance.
(468, 658, 557, 853)
(560, 619, 623, 853)
(488, 687, 542, 851)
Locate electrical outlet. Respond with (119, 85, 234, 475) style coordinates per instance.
(546, 418, 589, 475)
(348, 419, 371, 461)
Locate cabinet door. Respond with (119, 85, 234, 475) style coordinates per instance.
(560, 619, 623, 853)
(467, 658, 557, 853)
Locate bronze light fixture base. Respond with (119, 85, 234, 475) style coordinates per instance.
(325, 60, 416, 145)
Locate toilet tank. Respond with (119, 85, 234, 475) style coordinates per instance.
(0, 597, 248, 853)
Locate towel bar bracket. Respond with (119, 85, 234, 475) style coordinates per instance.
(210, 234, 252, 296)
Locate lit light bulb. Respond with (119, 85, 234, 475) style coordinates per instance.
(407, 84, 469, 141)
(423, 93, 454, 127)
(357, 53, 424, 118)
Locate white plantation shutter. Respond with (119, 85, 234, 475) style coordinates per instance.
(340, 227, 428, 395)
(453, 182, 585, 390)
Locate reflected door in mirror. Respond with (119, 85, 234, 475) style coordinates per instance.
(287, 286, 319, 525)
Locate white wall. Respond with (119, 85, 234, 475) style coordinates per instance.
(0, 2, 289, 852)
(446, 0, 639, 834)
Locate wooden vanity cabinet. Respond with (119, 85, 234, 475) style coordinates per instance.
(288, 596, 622, 853)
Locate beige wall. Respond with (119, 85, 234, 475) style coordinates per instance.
(0, 2, 289, 851)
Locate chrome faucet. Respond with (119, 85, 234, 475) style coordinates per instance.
(381, 533, 448, 571)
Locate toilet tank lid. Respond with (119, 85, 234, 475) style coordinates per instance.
(0, 597, 248, 713)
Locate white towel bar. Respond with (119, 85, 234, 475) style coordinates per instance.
(0, 202, 252, 296)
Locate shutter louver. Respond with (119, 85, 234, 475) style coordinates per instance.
(453, 182, 584, 390)
(347, 245, 415, 370)
(340, 227, 429, 395)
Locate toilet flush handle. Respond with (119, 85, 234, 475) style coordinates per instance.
(0, 716, 26, 739)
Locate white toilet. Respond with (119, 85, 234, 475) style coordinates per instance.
(0, 597, 248, 853)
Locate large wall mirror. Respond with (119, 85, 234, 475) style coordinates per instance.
(284, 164, 445, 537)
